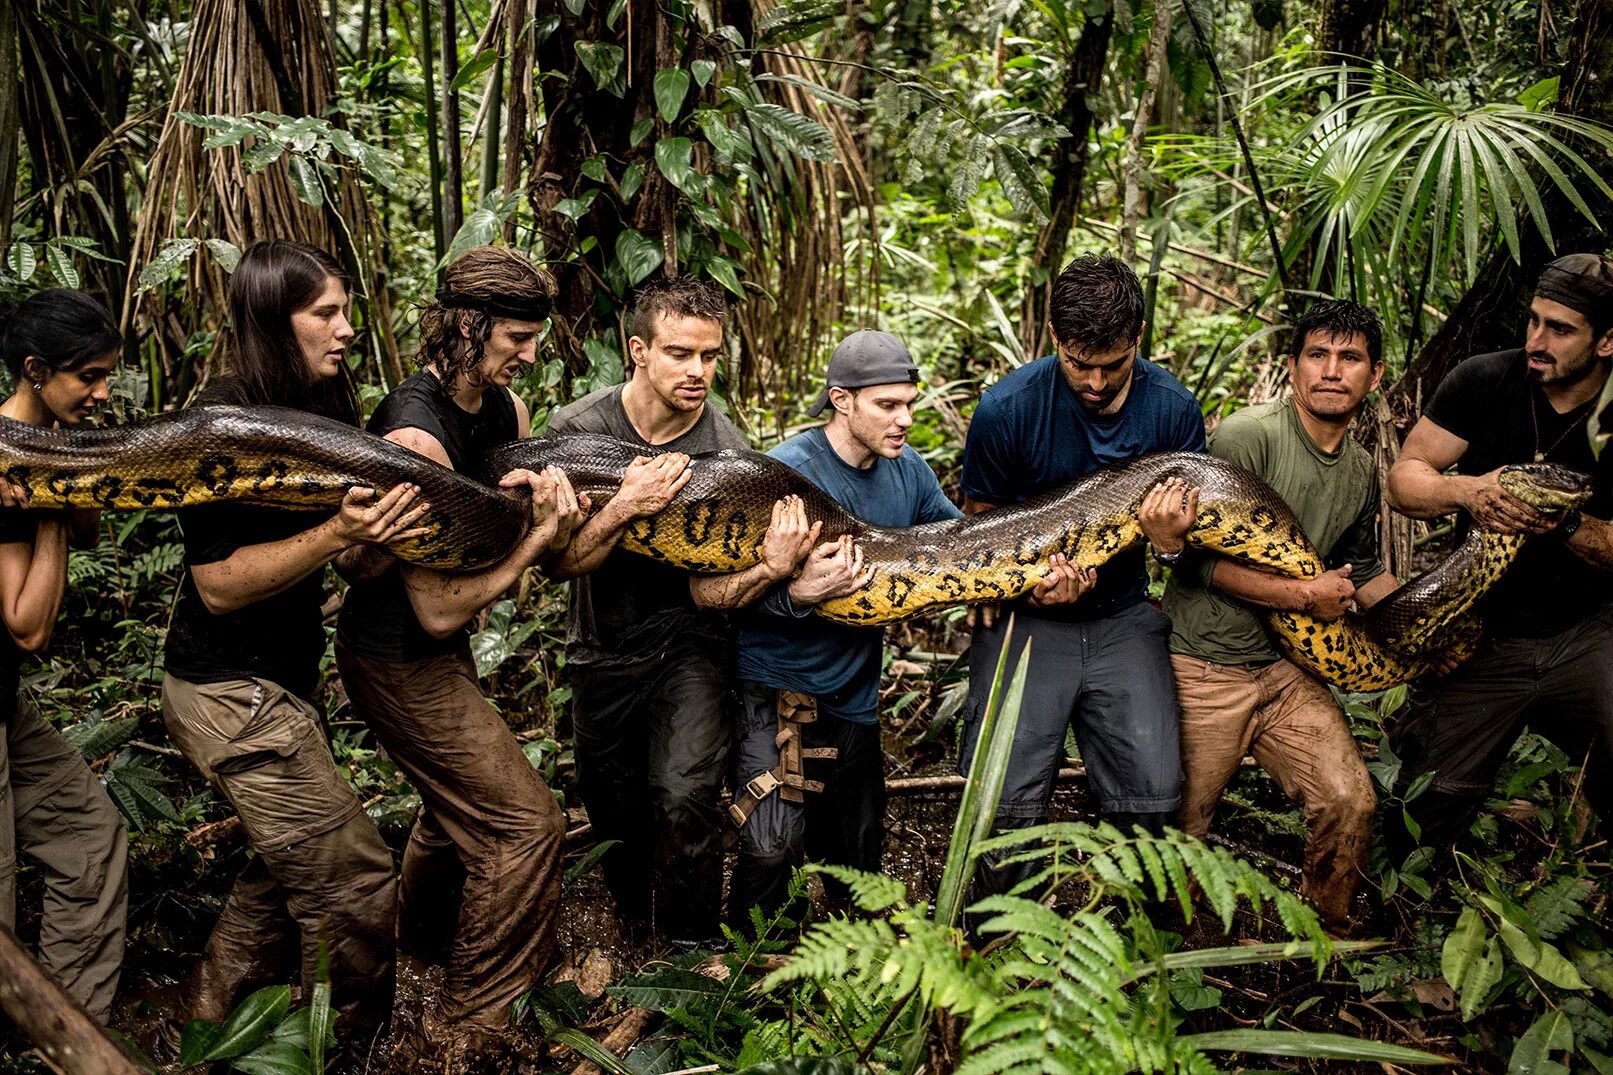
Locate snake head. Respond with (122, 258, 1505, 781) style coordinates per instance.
(1498, 463, 1594, 511)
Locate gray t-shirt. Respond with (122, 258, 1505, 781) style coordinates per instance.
(549, 384, 750, 666)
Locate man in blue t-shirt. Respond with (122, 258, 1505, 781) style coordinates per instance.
(694, 330, 961, 919)
(959, 254, 1206, 898)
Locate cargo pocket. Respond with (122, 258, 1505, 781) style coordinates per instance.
(213, 681, 360, 853)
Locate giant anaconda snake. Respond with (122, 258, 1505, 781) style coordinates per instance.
(0, 405, 1592, 692)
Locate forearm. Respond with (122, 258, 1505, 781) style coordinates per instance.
(402, 531, 546, 637)
(334, 544, 396, 583)
(1207, 559, 1319, 613)
(548, 503, 635, 580)
(1354, 571, 1400, 609)
(1387, 460, 1480, 519)
(4, 522, 69, 650)
(193, 522, 348, 614)
(690, 562, 786, 610)
(1566, 515, 1613, 569)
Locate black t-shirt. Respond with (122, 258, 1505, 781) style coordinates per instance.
(164, 380, 335, 701)
(336, 370, 519, 662)
(547, 384, 750, 667)
(1422, 348, 1613, 638)
(0, 509, 38, 720)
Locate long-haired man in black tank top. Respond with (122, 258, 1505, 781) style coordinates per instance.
(335, 247, 587, 1056)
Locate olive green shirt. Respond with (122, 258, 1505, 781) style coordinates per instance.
(1163, 399, 1384, 665)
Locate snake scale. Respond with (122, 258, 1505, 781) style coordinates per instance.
(0, 405, 1592, 692)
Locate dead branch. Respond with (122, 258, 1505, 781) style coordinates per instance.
(0, 924, 141, 1075)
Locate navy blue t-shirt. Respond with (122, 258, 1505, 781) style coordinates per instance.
(735, 427, 961, 724)
(961, 354, 1205, 620)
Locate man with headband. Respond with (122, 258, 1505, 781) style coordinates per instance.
(1388, 252, 1613, 849)
(337, 245, 586, 1056)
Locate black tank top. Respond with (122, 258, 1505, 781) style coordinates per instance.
(337, 371, 518, 662)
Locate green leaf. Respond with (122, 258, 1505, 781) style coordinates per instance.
(1518, 77, 1560, 111)
(6, 243, 37, 282)
(231, 1041, 312, 1075)
(607, 966, 725, 1012)
(696, 110, 754, 162)
(991, 142, 1049, 220)
(554, 190, 599, 222)
(42, 244, 79, 288)
(742, 102, 837, 163)
(691, 59, 717, 87)
(574, 41, 625, 90)
(1183, 1029, 1451, 1064)
(204, 986, 291, 1060)
(205, 239, 244, 274)
(654, 137, 700, 194)
(1442, 907, 1502, 1020)
(654, 68, 691, 124)
(620, 163, 646, 204)
(1570, 943, 1613, 998)
(287, 156, 324, 209)
(1508, 1010, 1573, 1075)
(450, 48, 499, 93)
(1497, 917, 1589, 991)
(755, 72, 863, 111)
(614, 229, 663, 286)
(629, 116, 654, 147)
(948, 135, 990, 207)
(137, 237, 199, 292)
(179, 1020, 222, 1066)
(733, 1061, 863, 1075)
(757, 0, 840, 44)
(1525, 876, 1591, 939)
(704, 255, 745, 297)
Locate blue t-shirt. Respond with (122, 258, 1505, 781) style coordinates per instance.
(961, 354, 1206, 620)
(735, 427, 962, 724)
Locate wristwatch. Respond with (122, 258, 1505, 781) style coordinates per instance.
(1153, 544, 1186, 566)
(1556, 508, 1584, 541)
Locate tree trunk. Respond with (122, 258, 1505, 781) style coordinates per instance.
(1383, 0, 1613, 433)
(0, 924, 141, 1075)
(1118, 0, 1170, 264)
(420, 0, 445, 262)
(481, 53, 503, 199)
(440, 0, 464, 241)
(1315, 0, 1386, 60)
(1018, 0, 1115, 361)
(501, 0, 531, 243)
(0, 0, 17, 251)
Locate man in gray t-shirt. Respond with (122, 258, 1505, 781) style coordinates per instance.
(548, 277, 749, 947)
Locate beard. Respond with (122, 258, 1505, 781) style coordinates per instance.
(1525, 347, 1599, 387)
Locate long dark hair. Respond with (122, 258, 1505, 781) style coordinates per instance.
(0, 289, 120, 383)
(221, 240, 359, 424)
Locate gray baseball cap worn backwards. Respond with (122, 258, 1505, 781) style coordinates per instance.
(808, 329, 920, 416)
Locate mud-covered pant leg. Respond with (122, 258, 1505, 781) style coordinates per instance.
(569, 662, 654, 924)
(399, 806, 463, 963)
(162, 674, 397, 1034)
(1171, 655, 1261, 841)
(337, 647, 565, 1027)
(958, 613, 1085, 903)
(1247, 663, 1375, 930)
(729, 685, 804, 921)
(1, 700, 128, 1021)
(1523, 609, 1613, 823)
(187, 856, 298, 1025)
(644, 645, 730, 942)
(1072, 602, 1183, 832)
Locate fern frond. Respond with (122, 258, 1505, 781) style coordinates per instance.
(808, 864, 907, 912)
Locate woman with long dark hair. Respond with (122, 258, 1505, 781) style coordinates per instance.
(0, 289, 129, 1022)
(160, 240, 422, 1039)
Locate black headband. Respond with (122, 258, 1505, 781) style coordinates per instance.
(1535, 253, 1613, 323)
(434, 286, 552, 323)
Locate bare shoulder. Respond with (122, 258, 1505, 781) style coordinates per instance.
(385, 426, 455, 469)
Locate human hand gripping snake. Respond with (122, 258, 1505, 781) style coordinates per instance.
(0, 405, 1591, 692)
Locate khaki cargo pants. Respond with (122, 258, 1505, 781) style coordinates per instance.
(0, 698, 128, 1021)
(1171, 654, 1376, 929)
(161, 674, 396, 1033)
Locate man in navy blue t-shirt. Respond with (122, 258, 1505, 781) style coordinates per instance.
(959, 254, 1206, 898)
(694, 330, 961, 919)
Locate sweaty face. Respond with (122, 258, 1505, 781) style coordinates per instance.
(1288, 329, 1381, 421)
(1055, 334, 1138, 414)
(34, 351, 118, 426)
(835, 382, 919, 459)
(472, 318, 542, 388)
(1524, 297, 1611, 388)
(292, 276, 354, 382)
(629, 313, 723, 413)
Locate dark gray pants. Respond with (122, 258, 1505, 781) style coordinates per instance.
(1391, 605, 1613, 849)
(729, 683, 885, 922)
(569, 641, 730, 943)
(960, 603, 1182, 897)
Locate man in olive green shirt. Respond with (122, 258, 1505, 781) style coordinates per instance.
(1153, 299, 1400, 931)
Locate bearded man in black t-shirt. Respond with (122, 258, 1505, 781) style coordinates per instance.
(1388, 253, 1613, 847)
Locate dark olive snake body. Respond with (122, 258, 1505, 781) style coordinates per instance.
(0, 405, 1591, 692)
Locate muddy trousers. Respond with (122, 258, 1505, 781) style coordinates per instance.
(336, 645, 566, 1027)
(0, 698, 127, 1021)
(568, 642, 729, 944)
(728, 684, 885, 922)
(1171, 655, 1375, 929)
(161, 675, 396, 1035)
(959, 604, 1183, 904)
(1389, 607, 1613, 852)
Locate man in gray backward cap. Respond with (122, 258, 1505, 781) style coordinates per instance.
(693, 330, 961, 920)
(1387, 252, 1613, 848)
